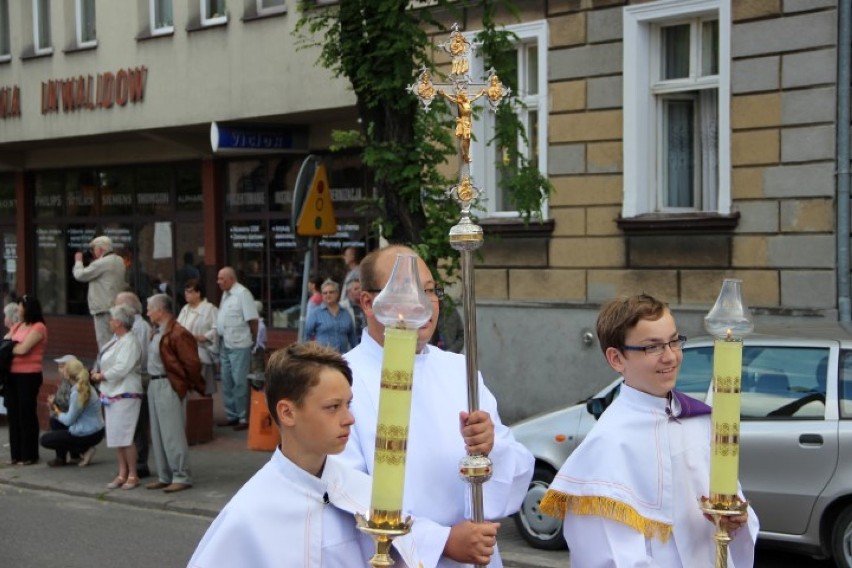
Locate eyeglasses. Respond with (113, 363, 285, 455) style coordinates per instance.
(364, 287, 445, 300)
(622, 335, 687, 356)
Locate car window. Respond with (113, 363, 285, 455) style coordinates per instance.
(840, 350, 852, 419)
(679, 346, 713, 401)
(740, 346, 828, 420)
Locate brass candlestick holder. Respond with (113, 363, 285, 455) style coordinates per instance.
(355, 513, 413, 567)
(699, 495, 748, 568)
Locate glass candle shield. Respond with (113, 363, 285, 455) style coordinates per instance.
(372, 254, 432, 330)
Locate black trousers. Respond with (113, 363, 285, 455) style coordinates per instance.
(40, 428, 104, 461)
(5, 372, 43, 462)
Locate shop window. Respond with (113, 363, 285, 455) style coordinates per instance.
(0, 175, 15, 302)
(33, 163, 202, 316)
(623, 0, 730, 217)
(201, 0, 227, 26)
(0, 0, 10, 62)
(76, 0, 96, 48)
(150, 0, 174, 35)
(33, 0, 52, 55)
(224, 154, 374, 328)
(468, 20, 549, 218)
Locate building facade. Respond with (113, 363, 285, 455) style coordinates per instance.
(0, 0, 847, 421)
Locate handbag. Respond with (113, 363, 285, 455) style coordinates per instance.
(0, 338, 16, 396)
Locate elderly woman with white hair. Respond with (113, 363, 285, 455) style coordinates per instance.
(304, 278, 357, 353)
(91, 304, 143, 490)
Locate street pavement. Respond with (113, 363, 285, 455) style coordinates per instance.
(0, 389, 564, 568)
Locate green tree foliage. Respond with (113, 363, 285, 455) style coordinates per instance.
(297, 0, 552, 280)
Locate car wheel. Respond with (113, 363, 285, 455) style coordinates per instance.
(833, 505, 852, 568)
(512, 465, 567, 550)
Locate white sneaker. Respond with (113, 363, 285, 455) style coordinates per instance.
(79, 446, 96, 467)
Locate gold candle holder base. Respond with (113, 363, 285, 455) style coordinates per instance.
(699, 496, 748, 568)
(355, 513, 413, 568)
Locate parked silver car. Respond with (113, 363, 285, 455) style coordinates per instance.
(510, 324, 852, 567)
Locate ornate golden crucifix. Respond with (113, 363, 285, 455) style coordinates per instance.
(408, 24, 510, 214)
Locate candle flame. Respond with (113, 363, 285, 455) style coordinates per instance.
(726, 328, 732, 340)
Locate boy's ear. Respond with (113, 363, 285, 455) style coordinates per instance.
(605, 346, 626, 374)
(277, 399, 296, 427)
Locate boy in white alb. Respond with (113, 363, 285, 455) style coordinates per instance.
(188, 342, 420, 567)
(541, 294, 759, 567)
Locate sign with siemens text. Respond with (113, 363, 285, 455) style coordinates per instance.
(210, 122, 309, 154)
(41, 66, 148, 114)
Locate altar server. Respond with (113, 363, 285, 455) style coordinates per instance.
(340, 245, 535, 567)
(541, 293, 758, 567)
(188, 342, 420, 567)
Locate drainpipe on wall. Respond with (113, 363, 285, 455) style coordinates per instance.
(837, 0, 851, 322)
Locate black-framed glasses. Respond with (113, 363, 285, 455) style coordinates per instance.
(622, 335, 687, 356)
(364, 287, 445, 300)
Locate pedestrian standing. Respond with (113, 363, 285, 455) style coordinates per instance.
(145, 293, 204, 494)
(215, 267, 258, 431)
(4, 295, 48, 466)
(72, 235, 126, 349)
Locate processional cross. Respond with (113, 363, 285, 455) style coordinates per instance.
(408, 24, 510, 217)
(408, 24, 509, 568)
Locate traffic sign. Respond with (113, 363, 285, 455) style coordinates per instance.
(296, 163, 337, 236)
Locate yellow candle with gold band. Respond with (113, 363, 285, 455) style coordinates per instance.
(709, 333, 743, 505)
(370, 326, 417, 528)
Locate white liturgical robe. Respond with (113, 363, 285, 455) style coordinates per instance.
(544, 385, 759, 568)
(188, 451, 418, 568)
(340, 331, 535, 568)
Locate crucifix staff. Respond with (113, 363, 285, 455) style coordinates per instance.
(408, 24, 510, 568)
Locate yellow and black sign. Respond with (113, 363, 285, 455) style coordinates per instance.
(296, 164, 337, 236)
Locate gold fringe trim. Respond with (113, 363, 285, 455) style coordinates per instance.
(540, 490, 672, 543)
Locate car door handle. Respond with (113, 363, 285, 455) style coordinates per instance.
(799, 434, 823, 446)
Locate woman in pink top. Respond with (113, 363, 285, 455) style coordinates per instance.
(4, 295, 48, 465)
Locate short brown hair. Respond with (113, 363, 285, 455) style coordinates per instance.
(595, 294, 669, 355)
(265, 342, 353, 424)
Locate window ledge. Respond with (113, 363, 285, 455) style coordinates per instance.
(617, 212, 740, 234)
(478, 217, 555, 238)
(243, 10, 287, 22)
(187, 19, 229, 33)
(136, 29, 175, 42)
(20, 47, 53, 61)
(63, 43, 97, 55)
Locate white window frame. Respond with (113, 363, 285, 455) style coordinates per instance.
(76, 0, 97, 48)
(0, 0, 10, 62)
(256, 0, 286, 16)
(149, 0, 174, 35)
(623, 0, 731, 217)
(469, 19, 549, 219)
(201, 0, 227, 26)
(33, 0, 53, 55)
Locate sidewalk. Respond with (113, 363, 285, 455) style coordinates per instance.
(0, 390, 269, 518)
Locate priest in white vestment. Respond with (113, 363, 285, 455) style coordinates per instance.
(188, 342, 421, 568)
(541, 294, 758, 567)
(341, 246, 535, 567)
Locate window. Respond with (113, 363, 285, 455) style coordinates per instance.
(841, 351, 852, 419)
(740, 346, 829, 420)
(76, 0, 97, 47)
(623, 0, 730, 217)
(0, 0, 10, 61)
(469, 20, 548, 218)
(33, 0, 52, 55)
(150, 0, 173, 34)
(201, 0, 227, 26)
(257, 0, 286, 15)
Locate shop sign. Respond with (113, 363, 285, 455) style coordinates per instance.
(211, 122, 309, 154)
(41, 66, 147, 115)
(0, 86, 21, 119)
